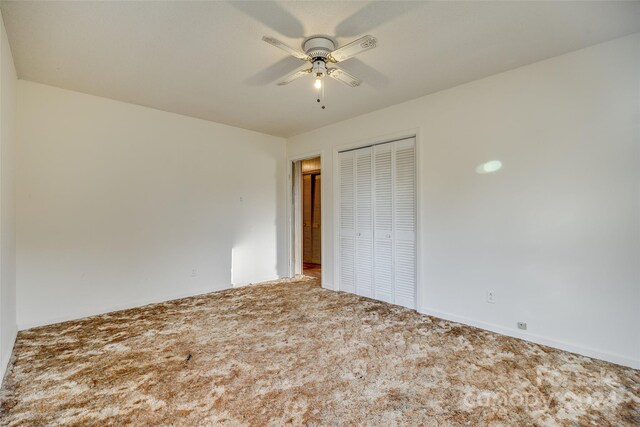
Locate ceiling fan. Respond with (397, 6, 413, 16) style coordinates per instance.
(262, 34, 377, 107)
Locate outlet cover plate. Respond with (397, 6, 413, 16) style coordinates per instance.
(517, 322, 527, 330)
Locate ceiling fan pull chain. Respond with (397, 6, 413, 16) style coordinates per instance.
(321, 83, 326, 110)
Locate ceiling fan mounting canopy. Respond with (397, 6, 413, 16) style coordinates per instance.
(303, 36, 335, 61)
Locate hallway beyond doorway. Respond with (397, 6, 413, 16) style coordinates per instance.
(303, 262, 321, 279)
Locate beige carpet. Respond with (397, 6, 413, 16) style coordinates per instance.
(1, 277, 638, 426)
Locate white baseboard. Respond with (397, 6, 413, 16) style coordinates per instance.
(418, 306, 640, 370)
(18, 277, 283, 331)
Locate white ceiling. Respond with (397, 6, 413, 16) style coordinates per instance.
(2, 1, 639, 137)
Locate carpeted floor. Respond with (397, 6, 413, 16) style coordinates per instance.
(0, 277, 638, 426)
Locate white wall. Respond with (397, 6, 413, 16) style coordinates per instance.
(287, 34, 640, 369)
(17, 81, 287, 329)
(0, 10, 17, 381)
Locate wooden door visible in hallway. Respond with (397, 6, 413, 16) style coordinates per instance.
(302, 158, 321, 267)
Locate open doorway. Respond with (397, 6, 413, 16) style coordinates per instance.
(291, 156, 322, 281)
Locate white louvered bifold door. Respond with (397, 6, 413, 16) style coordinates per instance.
(338, 138, 416, 308)
(354, 147, 374, 298)
(338, 151, 356, 294)
(373, 143, 394, 303)
(393, 138, 416, 309)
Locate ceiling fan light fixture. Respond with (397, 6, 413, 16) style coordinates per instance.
(263, 34, 375, 106)
(312, 60, 327, 78)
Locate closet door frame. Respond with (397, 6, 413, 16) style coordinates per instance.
(333, 128, 422, 310)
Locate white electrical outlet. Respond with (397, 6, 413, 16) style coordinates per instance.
(517, 322, 527, 330)
(191, 269, 197, 277)
(486, 290, 495, 304)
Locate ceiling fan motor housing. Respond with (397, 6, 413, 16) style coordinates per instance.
(303, 37, 335, 62)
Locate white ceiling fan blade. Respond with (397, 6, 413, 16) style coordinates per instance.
(262, 36, 310, 61)
(327, 67, 362, 87)
(327, 35, 377, 63)
(278, 65, 312, 85)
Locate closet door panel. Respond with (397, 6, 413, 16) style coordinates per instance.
(355, 239, 373, 298)
(373, 143, 393, 303)
(356, 148, 373, 239)
(393, 138, 416, 309)
(394, 241, 416, 308)
(338, 151, 356, 293)
(373, 240, 393, 303)
(339, 237, 355, 293)
(355, 147, 373, 298)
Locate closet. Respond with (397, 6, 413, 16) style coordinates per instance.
(338, 137, 416, 309)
